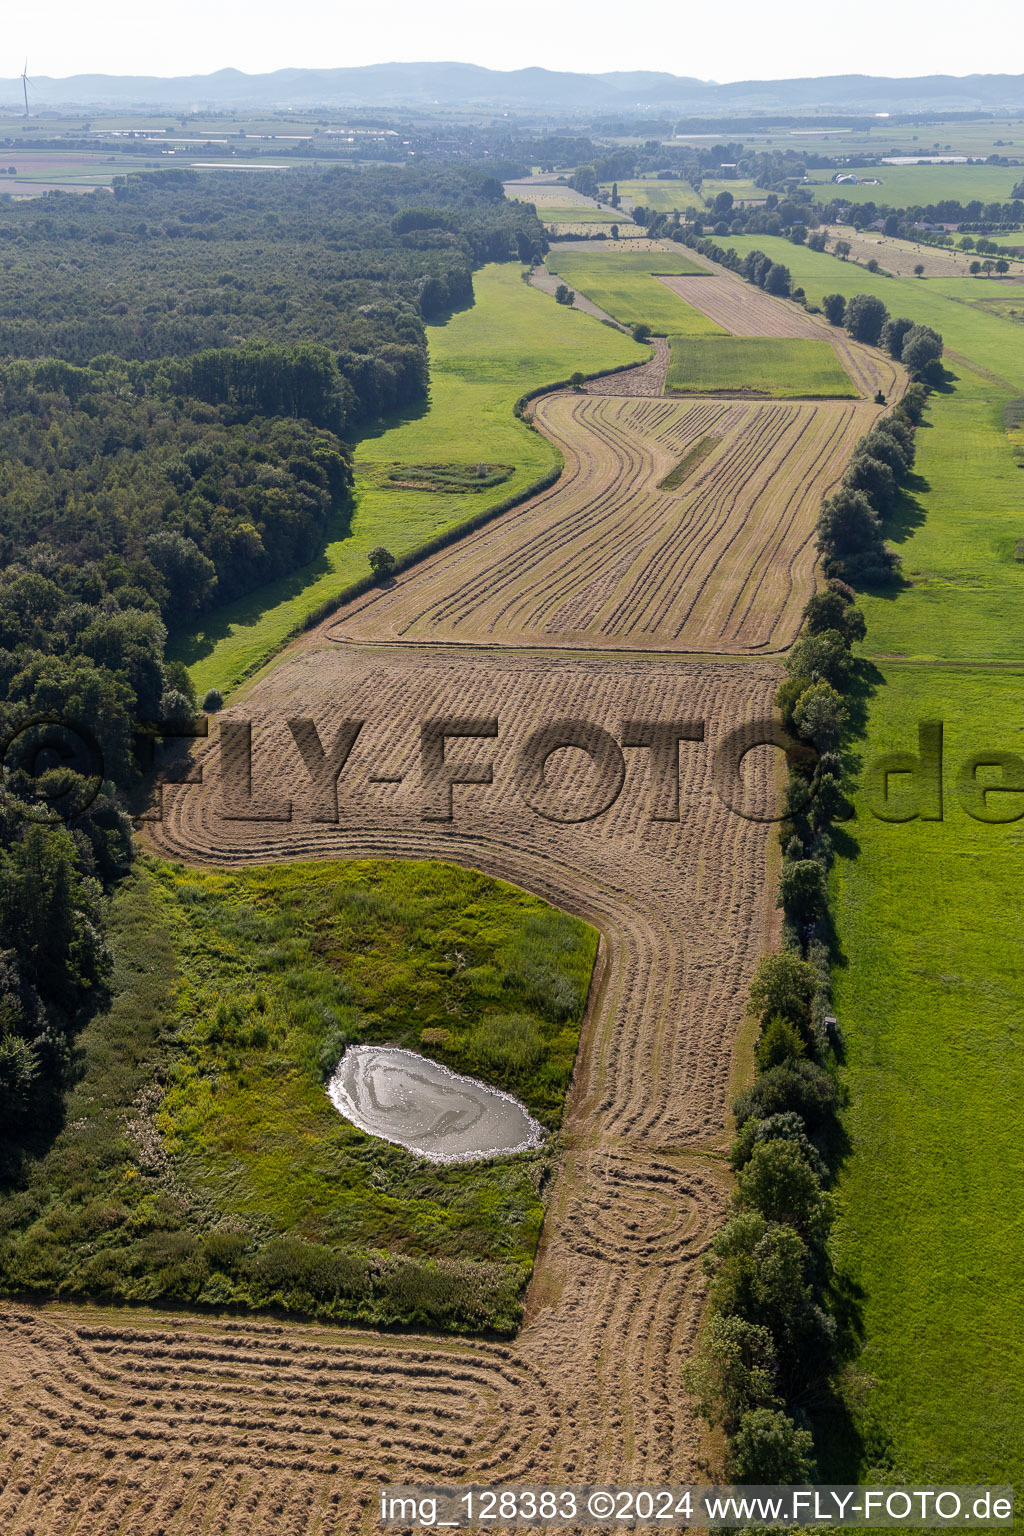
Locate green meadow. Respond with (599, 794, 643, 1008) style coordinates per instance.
(725, 233, 1024, 1482)
(0, 858, 597, 1333)
(174, 263, 638, 698)
(699, 177, 766, 206)
(666, 335, 856, 397)
(601, 178, 698, 212)
(827, 665, 1024, 1484)
(809, 162, 1023, 207)
(546, 247, 720, 334)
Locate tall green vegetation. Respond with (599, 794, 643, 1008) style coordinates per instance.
(0, 164, 547, 1159)
(688, 381, 930, 1480)
(0, 859, 596, 1333)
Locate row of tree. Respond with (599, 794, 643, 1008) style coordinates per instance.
(817, 383, 929, 586)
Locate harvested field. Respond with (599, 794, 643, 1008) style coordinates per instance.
(823, 224, 1024, 280)
(584, 337, 670, 395)
(76, 645, 775, 1521)
(657, 273, 825, 337)
(330, 393, 879, 653)
(0, 644, 775, 1530)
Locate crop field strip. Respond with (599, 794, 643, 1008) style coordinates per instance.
(329, 393, 879, 654)
(665, 337, 858, 399)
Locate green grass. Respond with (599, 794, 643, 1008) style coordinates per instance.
(172, 264, 638, 698)
(0, 858, 597, 1333)
(720, 230, 1024, 1483)
(546, 248, 722, 335)
(699, 177, 766, 207)
(665, 335, 856, 397)
(658, 434, 721, 489)
(827, 665, 1024, 1487)
(601, 179, 699, 212)
(809, 163, 1023, 207)
(534, 206, 620, 224)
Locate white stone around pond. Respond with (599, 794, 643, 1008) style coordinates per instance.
(327, 1045, 545, 1163)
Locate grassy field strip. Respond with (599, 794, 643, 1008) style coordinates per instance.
(708, 236, 1024, 1483)
(829, 666, 1024, 1483)
(666, 336, 857, 398)
(545, 248, 721, 335)
(175, 265, 638, 698)
(808, 163, 1024, 206)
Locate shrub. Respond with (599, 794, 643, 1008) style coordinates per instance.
(779, 858, 828, 924)
(802, 590, 849, 636)
(202, 688, 223, 712)
(898, 381, 929, 424)
(860, 428, 910, 479)
(826, 576, 856, 603)
(755, 1014, 806, 1072)
(747, 952, 817, 1033)
(733, 1059, 838, 1131)
(880, 315, 914, 359)
(203, 1229, 249, 1272)
(735, 1140, 832, 1242)
(785, 629, 855, 689)
(821, 292, 846, 326)
(793, 682, 849, 751)
(817, 488, 881, 560)
(725, 1407, 817, 1482)
(730, 1112, 827, 1181)
(683, 1313, 779, 1434)
(844, 293, 888, 346)
(845, 451, 897, 513)
(248, 1236, 368, 1302)
(901, 323, 944, 376)
(554, 283, 574, 305)
(368, 544, 397, 578)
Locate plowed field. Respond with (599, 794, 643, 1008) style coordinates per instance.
(329, 393, 878, 654)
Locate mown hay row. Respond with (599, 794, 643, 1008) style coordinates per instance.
(328, 394, 878, 655)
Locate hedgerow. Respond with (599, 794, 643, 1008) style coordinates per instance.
(686, 379, 932, 1479)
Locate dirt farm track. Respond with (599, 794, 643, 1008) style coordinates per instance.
(0, 249, 899, 1534)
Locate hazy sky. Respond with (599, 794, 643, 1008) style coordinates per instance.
(8, 0, 1021, 84)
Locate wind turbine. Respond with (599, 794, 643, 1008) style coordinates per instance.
(21, 59, 31, 117)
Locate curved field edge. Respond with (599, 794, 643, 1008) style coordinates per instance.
(0, 856, 599, 1335)
(174, 265, 642, 700)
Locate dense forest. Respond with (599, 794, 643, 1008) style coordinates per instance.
(0, 164, 545, 1154)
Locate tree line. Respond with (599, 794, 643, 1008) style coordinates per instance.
(687, 380, 932, 1480)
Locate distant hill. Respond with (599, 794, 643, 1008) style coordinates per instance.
(1, 63, 1023, 116)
